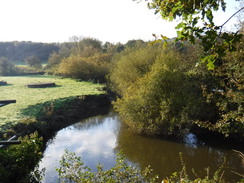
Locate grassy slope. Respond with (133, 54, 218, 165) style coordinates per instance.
(0, 75, 104, 129)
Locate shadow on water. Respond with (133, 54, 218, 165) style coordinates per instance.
(39, 108, 244, 183)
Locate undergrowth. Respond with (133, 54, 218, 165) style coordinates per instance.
(57, 150, 244, 183)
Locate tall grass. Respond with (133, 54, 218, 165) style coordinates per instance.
(0, 75, 104, 130)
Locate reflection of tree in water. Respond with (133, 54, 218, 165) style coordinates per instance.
(59, 108, 243, 182)
(115, 119, 243, 181)
(72, 108, 116, 130)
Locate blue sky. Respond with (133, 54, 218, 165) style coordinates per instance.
(0, 0, 242, 43)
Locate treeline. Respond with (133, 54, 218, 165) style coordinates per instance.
(0, 38, 138, 79)
(0, 41, 59, 62)
(45, 38, 143, 82)
(45, 36, 243, 141)
(0, 36, 243, 142)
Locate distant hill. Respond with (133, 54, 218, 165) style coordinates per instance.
(0, 41, 59, 63)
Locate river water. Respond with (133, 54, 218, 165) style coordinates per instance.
(39, 109, 243, 183)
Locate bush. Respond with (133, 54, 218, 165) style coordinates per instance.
(0, 132, 43, 183)
(197, 36, 244, 138)
(57, 150, 158, 183)
(57, 150, 242, 183)
(24, 55, 42, 70)
(113, 48, 218, 136)
(57, 53, 111, 82)
(108, 45, 161, 96)
(0, 57, 18, 76)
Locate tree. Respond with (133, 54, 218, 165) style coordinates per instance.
(57, 52, 112, 82)
(109, 44, 161, 96)
(24, 55, 42, 70)
(113, 46, 217, 136)
(0, 57, 17, 76)
(144, 0, 244, 69)
(70, 37, 103, 57)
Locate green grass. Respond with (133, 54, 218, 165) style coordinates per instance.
(0, 75, 104, 129)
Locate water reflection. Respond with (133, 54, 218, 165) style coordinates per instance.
(39, 109, 243, 183)
(39, 110, 119, 183)
(116, 121, 243, 181)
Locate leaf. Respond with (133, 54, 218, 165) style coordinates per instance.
(160, 35, 169, 40)
(201, 55, 216, 70)
(206, 9, 214, 24)
(175, 22, 186, 30)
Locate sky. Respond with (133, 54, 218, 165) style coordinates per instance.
(0, 0, 242, 44)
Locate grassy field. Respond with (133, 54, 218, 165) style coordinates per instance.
(0, 75, 104, 129)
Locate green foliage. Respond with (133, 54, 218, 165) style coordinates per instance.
(109, 35, 243, 138)
(0, 132, 43, 183)
(70, 37, 103, 57)
(57, 150, 158, 183)
(109, 44, 161, 96)
(163, 153, 228, 183)
(0, 57, 18, 76)
(45, 42, 73, 73)
(46, 37, 114, 82)
(0, 41, 58, 62)
(114, 48, 215, 136)
(24, 55, 42, 70)
(57, 52, 112, 82)
(102, 42, 125, 53)
(57, 150, 242, 183)
(145, 0, 243, 69)
(197, 36, 244, 137)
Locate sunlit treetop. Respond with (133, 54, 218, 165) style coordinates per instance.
(141, 0, 244, 69)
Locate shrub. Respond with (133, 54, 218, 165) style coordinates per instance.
(24, 55, 42, 70)
(0, 57, 18, 76)
(57, 150, 158, 183)
(108, 45, 161, 96)
(57, 150, 242, 183)
(114, 49, 217, 136)
(0, 132, 43, 183)
(197, 36, 244, 138)
(57, 53, 111, 82)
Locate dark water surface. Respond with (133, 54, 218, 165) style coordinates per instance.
(39, 109, 243, 183)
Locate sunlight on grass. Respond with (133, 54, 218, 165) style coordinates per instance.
(0, 75, 104, 129)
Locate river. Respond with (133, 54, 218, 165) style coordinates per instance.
(39, 108, 243, 183)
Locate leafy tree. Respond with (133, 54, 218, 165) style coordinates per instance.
(145, 0, 244, 69)
(24, 55, 42, 70)
(70, 37, 103, 57)
(46, 42, 73, 73)
(0, 41, 58, 62)
(102, 42, 125, 53)
(0, 57, 18, 76)
(114, 47, 217, 136)
(57, 52, 112, 82)
(109, 44, 162, 96)
(198, 35, 244, 137)
(124, 39, 146, 48)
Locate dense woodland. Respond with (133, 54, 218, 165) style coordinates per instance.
(0, 41, 58, 62)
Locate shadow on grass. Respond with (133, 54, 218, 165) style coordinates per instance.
(0, 84, 14, 87)
(25, 84, 62, 89)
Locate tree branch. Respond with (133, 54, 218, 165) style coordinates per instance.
(212, 6, 244, 47)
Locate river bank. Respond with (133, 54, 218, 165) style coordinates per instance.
(0, 92, 243, 182)
(0, 94, 111, 183)
(10, 94, 111, 142)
